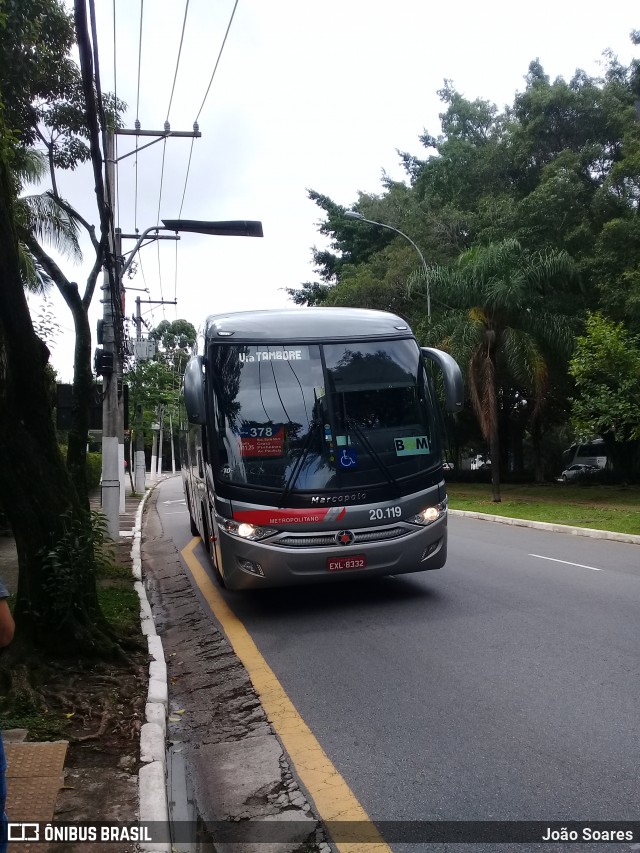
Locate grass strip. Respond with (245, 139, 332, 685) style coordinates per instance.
(446, 483, 640, 536)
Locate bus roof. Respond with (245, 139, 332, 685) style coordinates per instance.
(203, 308, 413, 343)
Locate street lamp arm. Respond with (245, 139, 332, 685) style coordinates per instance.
(120, 219, 264, 277)
(344, 211, 431, 321)
(121, 226, 171, 277)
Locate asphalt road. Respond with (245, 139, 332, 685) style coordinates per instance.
(154, 475, 640, 850)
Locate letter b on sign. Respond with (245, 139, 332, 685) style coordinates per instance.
(394, 439, 405, 452)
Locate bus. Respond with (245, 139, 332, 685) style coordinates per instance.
(562, 439, 607, 470)
(180, 308, 463, 590)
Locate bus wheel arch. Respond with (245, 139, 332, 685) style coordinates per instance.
(202, 502, 226, 588)
(185, 489, 199, 537)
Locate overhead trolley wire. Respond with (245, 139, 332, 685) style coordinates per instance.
(134, 0, 144, 231)
(155, 0, 191, 220)
(177, 0, 240, 218)
(112, 0, 120, 228)
(174, 0, 240, 314)
(195, 0, 239, 123)
(153, 0, 190, 316)
(166, 0, 190, 123)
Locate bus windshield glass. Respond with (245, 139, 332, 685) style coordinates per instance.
(211, 338, 440, 493)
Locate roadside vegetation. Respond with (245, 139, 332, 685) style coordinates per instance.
(446, 481, 640, 535)
(0, 520, 145, 744)
(290, 36, 640, 497)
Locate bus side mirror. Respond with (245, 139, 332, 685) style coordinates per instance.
(184, 356, 206, 424)
(421, 347, 464, 413)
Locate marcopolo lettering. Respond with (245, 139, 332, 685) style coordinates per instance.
(311, 493, 367, 504)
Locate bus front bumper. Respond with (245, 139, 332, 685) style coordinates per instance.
(216, 516, 448, 590)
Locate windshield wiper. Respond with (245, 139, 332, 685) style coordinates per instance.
(345, 417, 401, 498)
(280, 420, 321, 507)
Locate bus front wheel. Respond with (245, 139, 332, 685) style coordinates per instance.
(188, 499, 199, 537)
(202, 505, 226, 588)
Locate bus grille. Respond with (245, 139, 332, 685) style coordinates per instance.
(277, 526, 408, 548)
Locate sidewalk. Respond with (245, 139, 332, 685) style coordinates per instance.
(0, 484, 147, 853)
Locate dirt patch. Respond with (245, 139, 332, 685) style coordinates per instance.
(1, 532, 148, 852)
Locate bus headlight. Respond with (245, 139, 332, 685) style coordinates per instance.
(216, 514, 277, 541)
(406, 499, 447, 526)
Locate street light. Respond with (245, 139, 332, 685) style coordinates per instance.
(344, 210, 430, 321)
(121, 219, 264, 277)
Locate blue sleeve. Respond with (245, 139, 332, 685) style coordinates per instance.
(0, 580, 9, 599)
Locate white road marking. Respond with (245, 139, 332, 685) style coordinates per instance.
(163, 499, 186, 505)
(529, 554, 601, 571)
(164, 510, 188, 515)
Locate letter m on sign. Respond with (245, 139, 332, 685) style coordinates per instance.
(416, 436, 429, 451)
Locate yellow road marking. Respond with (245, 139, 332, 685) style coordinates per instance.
(181, 537, 392, 853)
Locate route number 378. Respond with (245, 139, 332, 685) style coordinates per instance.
(369, 506, 401, 521)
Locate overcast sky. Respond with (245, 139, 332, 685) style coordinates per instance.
(34, 0, 638, 381)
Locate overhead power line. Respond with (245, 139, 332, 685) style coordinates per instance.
(195, 0, 239, 121)
(166, 0, 191, 122)
(134, 0, 144, 231)
(112, 0, 120, 227)
(178, 0, 239, 217)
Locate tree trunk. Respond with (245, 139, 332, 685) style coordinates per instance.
(26, 239, 94, 511)
(66, 294, 93, 509)
(489, 421, 501, 501)
(488, 359, 501, 502)
(531, 418, 545, 483)
(0, 155, 114, 654)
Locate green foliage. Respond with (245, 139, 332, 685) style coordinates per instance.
(0, 0, 77, 144)
(569, 312, 640, 444)
(86, 452, 102, 490)
(97, 586, 139, 634)
(39, 510, 115, 628)
(294, 36, 640, 485)
(148, 318, 196, 373)
(127, 318, 196, 441)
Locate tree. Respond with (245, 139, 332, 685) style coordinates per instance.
(0, 0, 121, 653)
(127, 320, 197, 472)
(3, 0, 125, 508)
(0, 129, 118, 653)
(413, 240, 576, 499)
(148, 319, 197, 373)
(292, 39, 640, 472)
(568, 313, 640, 475)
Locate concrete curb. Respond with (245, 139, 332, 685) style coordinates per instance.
(130, 485, 171, 851)
(449, 509, 640, 545)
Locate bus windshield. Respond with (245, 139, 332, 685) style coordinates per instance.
(211, 338, 440, 493)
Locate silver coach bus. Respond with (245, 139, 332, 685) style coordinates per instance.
(180, 308, 463, 590)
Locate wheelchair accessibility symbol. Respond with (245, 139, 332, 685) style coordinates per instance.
(339, 448, 357, 468)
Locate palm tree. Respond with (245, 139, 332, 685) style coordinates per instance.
(13, 149, 82, 293)
(412, 239, 576, 500)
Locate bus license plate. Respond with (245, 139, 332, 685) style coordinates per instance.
(327, 555, 366, 572)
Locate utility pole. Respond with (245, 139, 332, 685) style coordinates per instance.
(100, 131, 121, 540)
(97, 122, 200, 532)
